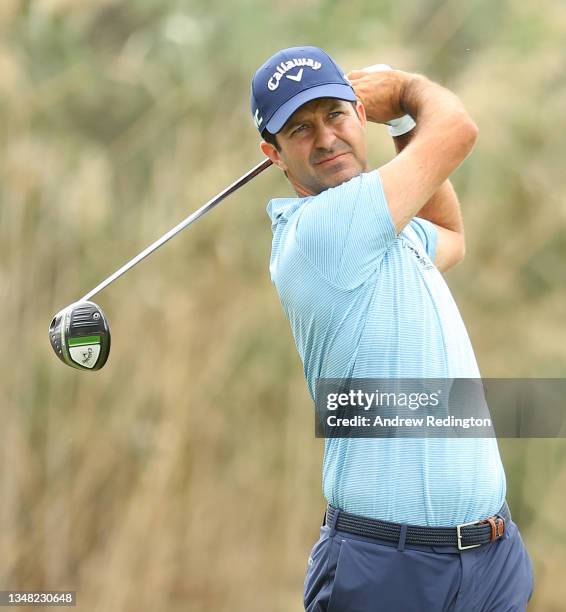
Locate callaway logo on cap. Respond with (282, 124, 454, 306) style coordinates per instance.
(250, 46, 356, 135)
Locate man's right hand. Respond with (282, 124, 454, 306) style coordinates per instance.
(361, 70, 478, 237)
(346, 68, 409, 124)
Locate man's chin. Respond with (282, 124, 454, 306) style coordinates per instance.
(322, 166, 363, 189)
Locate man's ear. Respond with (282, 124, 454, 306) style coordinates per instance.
(260, 140, 288, 172)
(355, 100, 367, 128)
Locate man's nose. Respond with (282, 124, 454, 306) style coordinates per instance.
(313, 123, 337, 150)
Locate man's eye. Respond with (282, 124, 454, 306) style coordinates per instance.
(292, 124, 308, 135)
(329, 111, 343, 118)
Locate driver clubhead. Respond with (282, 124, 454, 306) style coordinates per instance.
(49, 301, 111, 371)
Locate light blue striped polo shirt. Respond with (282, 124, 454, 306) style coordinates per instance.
(267, 169, 506, 527)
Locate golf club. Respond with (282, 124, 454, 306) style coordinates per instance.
(49, 157, 273, 371)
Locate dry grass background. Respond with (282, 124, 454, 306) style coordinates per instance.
(1, 0, 565, 610)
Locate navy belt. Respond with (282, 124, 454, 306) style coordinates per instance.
(325, 502, 510, 551)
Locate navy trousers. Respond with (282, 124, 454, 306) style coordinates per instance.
(304, 509, 534, 611)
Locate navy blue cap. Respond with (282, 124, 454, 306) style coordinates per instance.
(250, 46, 357, 135)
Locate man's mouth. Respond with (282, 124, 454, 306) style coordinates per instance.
(315, 152, 349, 165)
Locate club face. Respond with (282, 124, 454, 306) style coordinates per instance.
(49, 301, 111, 371)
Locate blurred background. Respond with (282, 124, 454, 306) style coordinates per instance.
(1, 0, 565, 610)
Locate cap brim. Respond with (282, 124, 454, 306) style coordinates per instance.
(265, 83, 357, 134)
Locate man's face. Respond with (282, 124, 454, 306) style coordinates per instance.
(260, 98, 368, 196)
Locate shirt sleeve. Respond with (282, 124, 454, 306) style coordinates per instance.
(408, 217, 438, 262)
(294, 170, 397, 289)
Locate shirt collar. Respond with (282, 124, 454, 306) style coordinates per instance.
(266, 196, 311, 227)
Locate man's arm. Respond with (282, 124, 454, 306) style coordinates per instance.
(347, 70, 477, 253)
(393, 130, 465, 272)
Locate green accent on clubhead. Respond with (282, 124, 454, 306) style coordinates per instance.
(68, 335, 101, 347)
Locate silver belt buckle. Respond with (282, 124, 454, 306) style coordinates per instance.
(456, 520, 483, 551)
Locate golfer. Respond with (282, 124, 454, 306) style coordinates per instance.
(251, 46, 534, 611)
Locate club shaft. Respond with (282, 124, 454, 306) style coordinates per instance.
(80, 158, 273, 302)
